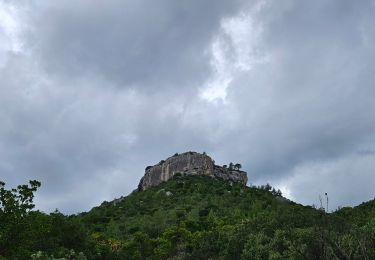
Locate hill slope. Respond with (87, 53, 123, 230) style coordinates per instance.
(1, 176, 374, 259)
(80, 175, 318, 237)
(76, 175, 375, 259)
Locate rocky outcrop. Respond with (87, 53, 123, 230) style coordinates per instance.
(138, 152, 248, 191)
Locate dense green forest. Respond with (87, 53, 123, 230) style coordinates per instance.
(0, 175, 374, 259)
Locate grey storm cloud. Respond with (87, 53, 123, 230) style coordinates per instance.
(0, 0, 375, 213)
(28, 0, 249, 89)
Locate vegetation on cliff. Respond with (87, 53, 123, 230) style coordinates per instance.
(0, 176, 374, 259)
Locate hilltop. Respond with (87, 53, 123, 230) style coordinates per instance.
(0, 153, 374, 259)
(76, 175, 374, 259)
(138, 151, 247, 191)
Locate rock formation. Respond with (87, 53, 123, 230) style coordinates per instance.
(138, 151, 248, 191)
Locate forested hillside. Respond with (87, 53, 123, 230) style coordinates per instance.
(0, 176, 374, 259)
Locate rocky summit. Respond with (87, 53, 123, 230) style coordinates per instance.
(138, 151, 248, 191)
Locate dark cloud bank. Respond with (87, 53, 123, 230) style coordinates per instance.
(0, 0, 374, 213)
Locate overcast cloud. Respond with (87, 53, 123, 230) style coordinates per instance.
(1, 0, 375, 214)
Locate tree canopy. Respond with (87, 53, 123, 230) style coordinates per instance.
(0, 176, 374, 259)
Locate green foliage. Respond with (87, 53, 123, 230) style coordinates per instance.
(226, 162, 242, 170)
(73, 175, 375, 259)
(0, 180, 40, 257)
(0, 181, 88, 259)
(1, 176, 374, 259)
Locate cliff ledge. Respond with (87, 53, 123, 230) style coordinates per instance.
(138, 151, 247, 191)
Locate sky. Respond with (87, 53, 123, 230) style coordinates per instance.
(1, 0, 375, 214)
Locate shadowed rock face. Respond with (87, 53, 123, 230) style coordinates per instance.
(138, 152, 248, 191)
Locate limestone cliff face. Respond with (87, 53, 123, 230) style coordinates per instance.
(138, 152, 248, 191)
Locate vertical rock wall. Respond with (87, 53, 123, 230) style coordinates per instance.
(138, 152, 248, 191)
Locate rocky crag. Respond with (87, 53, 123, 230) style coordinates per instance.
(138, 151, 248, 191)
